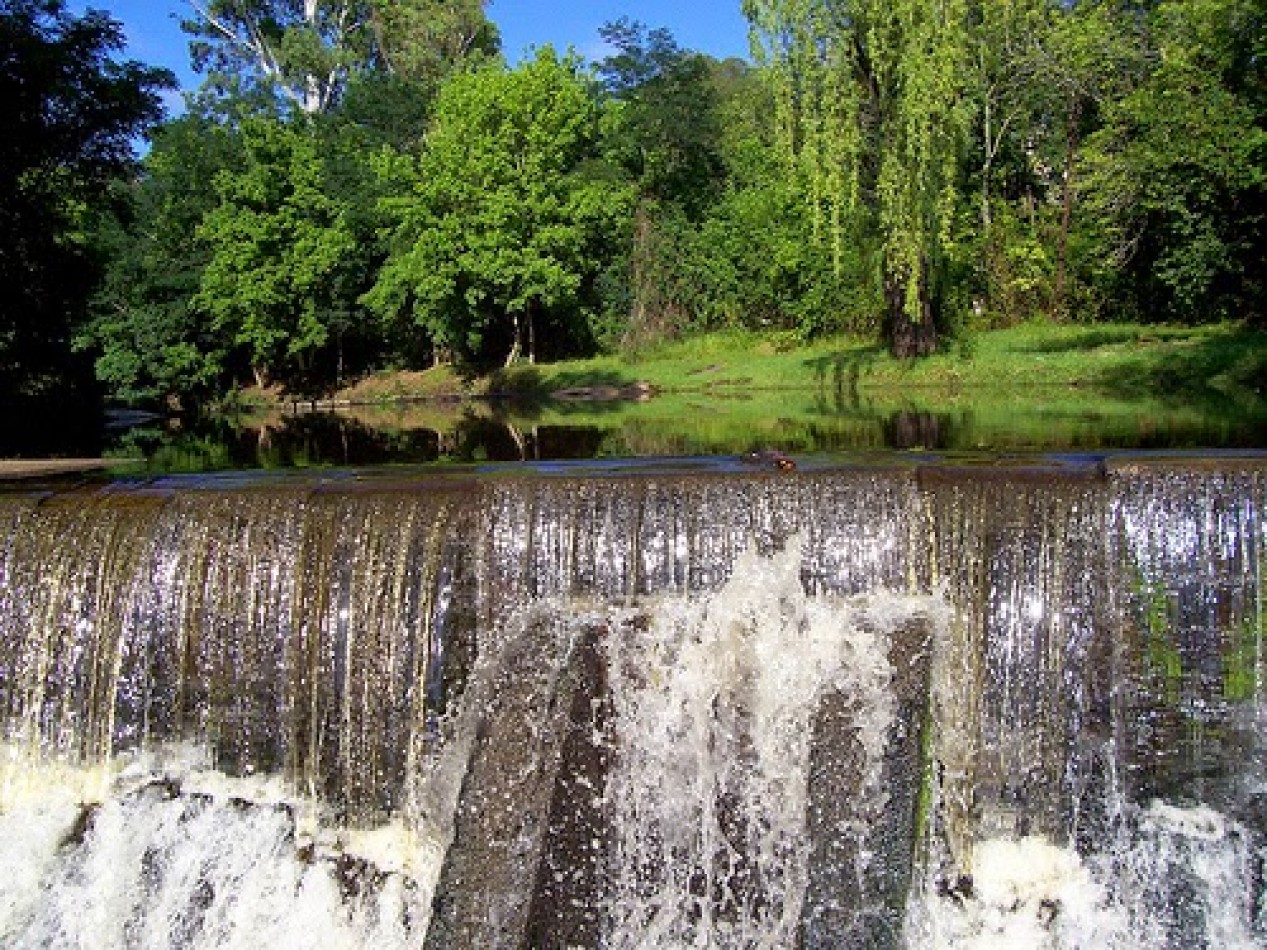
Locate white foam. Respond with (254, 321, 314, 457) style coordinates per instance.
(911, 801, 1265, 949)
(0, 745, 439, 949)
(602, 539, 946, 948)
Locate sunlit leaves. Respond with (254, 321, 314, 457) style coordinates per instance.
(366, 0, 498, 86)
(368, 49, 631, 366)
(1080, 0, 1266, 322)
(194, 117, 356, 383)
(182, 0, 371, 113)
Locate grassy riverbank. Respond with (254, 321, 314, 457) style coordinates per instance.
(308, 321, 1265, 407)
(97, 321, 1265, 474)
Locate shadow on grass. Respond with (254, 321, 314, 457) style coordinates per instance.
(482, 364, 645, 416)
(1016, 326, 1168, 354)
(803, 345, 886, 408)
(1093, 327, 1267, 401)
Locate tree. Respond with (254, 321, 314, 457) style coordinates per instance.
(367, 49, 632, 367)
(597, 18, 724, 214)
(692, 78, 879, 341)
(594, 49, 870, 348)
(968, 0, 1052, 233)
(1036, 1, 1146, 317)
(182, 0, 499, 115)
(79, 112, 244, 406)
(193, 116, 357, 388)
(1080, 0, 1266, 323)
(0, 0, 171, 406)
(745, 0, 973, 356)
(592, 22, 735, 349)
(365, 0, 498, 87)
(182, 0, 369, 114)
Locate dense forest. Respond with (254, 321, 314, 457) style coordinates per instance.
(1, 0, 1263, 413)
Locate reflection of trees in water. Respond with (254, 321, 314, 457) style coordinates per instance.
(410, 417, 607, 462)
(2, 397, 105, 457)
(257, 414, 441, 466)
(250, 407, 994, 461)
(881, 411, 951, 450)
(223, 412, 612, 467)
(105, 395, 1267, 473)
(525, 426, 608, 460)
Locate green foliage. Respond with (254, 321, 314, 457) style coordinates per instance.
(598, 18, 724, 214)
(0, 0, 171, 404)
(595, 43, 869, 350)
(367, 49, 632, 367)
(194, 116, 357, 387)
(44, 0, 1267, 414)
(182, 0, 498, 117)
(688, 176, 879, 339)
(79, 114, 244, 406)
(745, 0, 974, 356)
(1080, 0, 1266, 324)
(366, 0, 499, 87)
(593, 23, 735, 349)
(182, 0, 367, 114)
(334, 70, 433, 149)
(963, 201, 1055, 327)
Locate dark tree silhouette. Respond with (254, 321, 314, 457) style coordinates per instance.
(0, 0, 171, 424)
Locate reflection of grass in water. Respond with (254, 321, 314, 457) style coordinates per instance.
(1225, 542, 1266, 703)
(1139, 575, 1184, 707)
(527, 390, 1256, 458)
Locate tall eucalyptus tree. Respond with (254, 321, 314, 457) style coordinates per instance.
(181, 0, 496, 114)
(745, 0, 973, 356)
(182, 0, 369, 114)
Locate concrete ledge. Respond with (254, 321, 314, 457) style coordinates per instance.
(0, 459, 136, 480)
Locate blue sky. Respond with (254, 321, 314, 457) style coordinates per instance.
(74, 1, 752, 111)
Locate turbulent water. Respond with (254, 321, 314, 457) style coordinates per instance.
(0, 458, 1264, 948)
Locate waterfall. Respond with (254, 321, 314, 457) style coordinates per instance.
(0, 460, 1264, 947)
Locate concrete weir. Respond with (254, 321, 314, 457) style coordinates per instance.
(0, 453, 1264, 948)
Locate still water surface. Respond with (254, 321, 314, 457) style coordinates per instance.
(104, 389, 1267, 474)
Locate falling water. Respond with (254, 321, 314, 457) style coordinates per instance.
(0, 459, 1263, 947)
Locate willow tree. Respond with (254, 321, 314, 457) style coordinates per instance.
(745, 0, 972, 356)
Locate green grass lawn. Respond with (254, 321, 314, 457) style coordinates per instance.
(333, 321, 1266, 405)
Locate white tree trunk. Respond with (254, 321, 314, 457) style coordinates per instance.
(303, 0, 322, 114)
